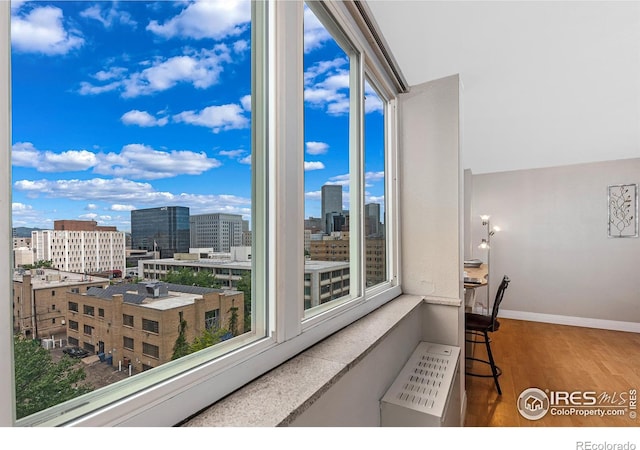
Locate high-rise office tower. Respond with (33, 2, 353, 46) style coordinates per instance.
(321, 184, 343, 233)
(131, 206, 190, 259)
(365, 203, 382, 236)
(189, 213, 245, 252)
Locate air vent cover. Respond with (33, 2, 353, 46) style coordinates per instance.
(380, 342, 460, 426)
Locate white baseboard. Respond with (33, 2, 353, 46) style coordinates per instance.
(499, 309, 640, 333)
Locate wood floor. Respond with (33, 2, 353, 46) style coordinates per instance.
(464, 318, 640, 427)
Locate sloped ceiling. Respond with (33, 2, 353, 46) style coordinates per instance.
(366, 1, 640, 174)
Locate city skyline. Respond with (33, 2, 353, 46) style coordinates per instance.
(10, 1, 386, 233)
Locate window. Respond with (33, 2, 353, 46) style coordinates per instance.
(69, 320, 78, 331)
(142, 343, 160, 359)
(2, 0, 400, 427)
(142, 319, 159, 334)
(83, 325, 93, 336)
(303, 3, 355, 314)
(205, 310, 220, 331)
(83, 305, 94, 317)
(98, 308, 104, 318)
(123, 337, 134, 351)
(364, 79, 387, 288)
(123, 314, 134, 328)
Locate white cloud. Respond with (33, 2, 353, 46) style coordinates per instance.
(219, 149, 246, 159)
(304, 58, 351, 116)
(80, 47, 233, 98)
(304, 161, 325, 171)
(233, 40, 249, 53)
(303, 5, 332, 53)
(365, 171, 385, 182)
(13, 177, 251, 217)
(327, 173, 350, 186)
(42, 150, 97, 172)
(11, 5, 84, 55)
(239, 155, 252, 165)
(13, 142, 220, 180)
(78, 80, 121, 95)
(11, 202, 40, 227)
(240, 94, 251, 111)
(111, 204, 136, 212)
(365, 195, 385, 205)
(79, 213, 98, 220)
(306, 141, 329, 155)
(121, 110, 169, 127)
(11, 142, 40, 168)
(304, 58, 348, 85)
(305, 190, 322, 200)
(365, 91, 384, 114)
(12, 202, 32, 212)
(12, 142, 98, 172)
(147, 0, 250, 40)
(95, 144, 221, 180)
(173, 103, 249, 133)
(93, 67, 128, 81)
(85, 204, 98, 210)
(80, 4, 137, 28)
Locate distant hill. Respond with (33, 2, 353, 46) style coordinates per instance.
(13, 227, 45, 238)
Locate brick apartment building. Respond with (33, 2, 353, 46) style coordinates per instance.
(65, 282, 245, 372)
(13, 269, 110, 340)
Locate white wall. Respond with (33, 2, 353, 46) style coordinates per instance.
(470, 158, 640, 329)
(398, 74, 463, 301)
(367, 1, 640, 175)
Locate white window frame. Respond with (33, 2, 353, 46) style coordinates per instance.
(0, 0, 403, 427)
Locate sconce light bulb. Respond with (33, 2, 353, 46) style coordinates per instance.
(480, 215, 490, 221)
(493, 226, 501, 233)
(478, 239, 489, 249)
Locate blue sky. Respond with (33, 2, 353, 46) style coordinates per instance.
(10, 0, 385, 232)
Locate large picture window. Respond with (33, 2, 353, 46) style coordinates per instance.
(1, 0, 400, 427)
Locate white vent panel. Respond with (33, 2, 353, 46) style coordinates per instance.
(381, 342, 460, 426)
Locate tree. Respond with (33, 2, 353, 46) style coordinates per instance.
(163, 268, 221, 289)
(22, 260, 54, 270)
(171, 319, 190, 361)
(189, 327, 231, 353)
(13, 336, 93, 419)
(228, 302, 239, 337)
(236, 271, 251, 331)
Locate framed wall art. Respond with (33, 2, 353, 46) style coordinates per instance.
(608, 183, 638, 238)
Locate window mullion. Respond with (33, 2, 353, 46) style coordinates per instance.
(271, 0, 304, 341)
(0, 0, 15, 427)
(350, 52, 364, 300)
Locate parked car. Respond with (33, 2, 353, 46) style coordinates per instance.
(62, 346, 89, 359)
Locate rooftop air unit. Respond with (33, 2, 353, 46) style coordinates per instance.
(380, 341, 460, 427)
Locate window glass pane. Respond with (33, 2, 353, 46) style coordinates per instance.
(364, 80, 387, 288)
(11, 0, 254, 421)
(303, 4, 352, 312)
